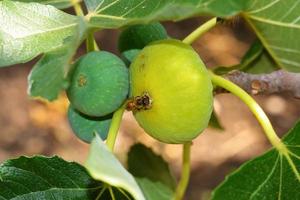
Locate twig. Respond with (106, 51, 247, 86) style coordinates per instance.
(220, 70, 300, 98)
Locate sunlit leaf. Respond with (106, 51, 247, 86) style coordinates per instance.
(85, 135, 145, 200)
(0, 1, 81, 67)
(11, 0, 73, 9)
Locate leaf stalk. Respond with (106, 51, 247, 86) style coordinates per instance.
(71, 0, 84, 16)
(209, 72, 286, 152)
(183, 17, 218, 45)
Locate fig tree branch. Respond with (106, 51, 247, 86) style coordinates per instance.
(219, 70, 300, 98)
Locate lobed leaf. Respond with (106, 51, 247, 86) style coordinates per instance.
(244, 0, 300, 72)
(212, 120, 300, 199)
(85, 0, 244, 28)
(84, 0, 300, 72)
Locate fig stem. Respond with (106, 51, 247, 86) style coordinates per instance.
(106, 104, 126, 152)
(174, 142, 191, 200)
(182, 17, 218, 45)
(71, 0, 84, 16)
(209, 72, 287, 152)
(86, 30, 100, 52)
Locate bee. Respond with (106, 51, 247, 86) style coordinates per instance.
(126, 92, 152, 111)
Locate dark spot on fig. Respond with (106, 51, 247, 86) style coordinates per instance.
(136, 97, 144, 106)
(139, 63, 145, 72)
(77, 74, 87, 87)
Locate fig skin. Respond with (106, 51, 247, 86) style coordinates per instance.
(130, 39, 213, 144)
(118, 23, 168, 53)
(67, 105, 112, 143)
(67, 51, 129, 117)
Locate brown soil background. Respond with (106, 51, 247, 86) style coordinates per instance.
(1, 16, 300, 200)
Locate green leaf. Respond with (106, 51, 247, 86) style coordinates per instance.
(85, 135, 145, 200)
(28, 17, 86, 101)
(84, 0, 300, 72)
(27, 44, 73, 100)
(244, 49, 278, 74)
(85, 0, 245, 28)
(0, 156, 103, 199)
(11, 0, 73, 9)
(211, 120, 300, 199)
(135, 178, 174, 200)
(214, 39, 278, 75)
(244, 1, 300, 72)
(208, 110, 224, 130)
(0, 0, 82, 67)
(128, 143, 176, 190)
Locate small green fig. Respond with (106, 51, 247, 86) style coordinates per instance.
(118, 23, 168, 53)
(67, 51, 129, 117)
(67, 105, 111, 143)
(129, 39, 213, 144)
(122, 49, 141, 66)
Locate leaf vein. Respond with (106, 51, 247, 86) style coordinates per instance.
(248, 0, 280, 14)
(40, 159, 80, 188)
(278, 155, 283, 200)
(270, 45, 300, 54)
(121, 0, 146, 17)
(97, 0, 121, 13)
(248, 15, 300, 29)
(249, 154, 280, 200)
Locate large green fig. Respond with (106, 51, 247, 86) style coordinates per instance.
(118, 23, 168, 53)
(129, 39, 213, 144)
(67, 105, 111, 143)
(67, 51, 129, 117)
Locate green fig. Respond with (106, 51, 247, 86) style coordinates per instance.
(118, 23, 168, 53)
(67, 105, 111, 143)
(129, 39, 213, 144)
(67, 51, 129, 117)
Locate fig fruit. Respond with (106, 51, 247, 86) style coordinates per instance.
(67, 51, 129, 117)
(129, 39, 213, 144)
(122, 49, 141, 66)
(118, 23, 168, 53)
(67, 105, 112, 143)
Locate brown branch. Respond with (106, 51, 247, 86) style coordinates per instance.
(220, 70, 300, 98)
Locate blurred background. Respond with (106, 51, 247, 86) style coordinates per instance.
(1, 13, 300, 200)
